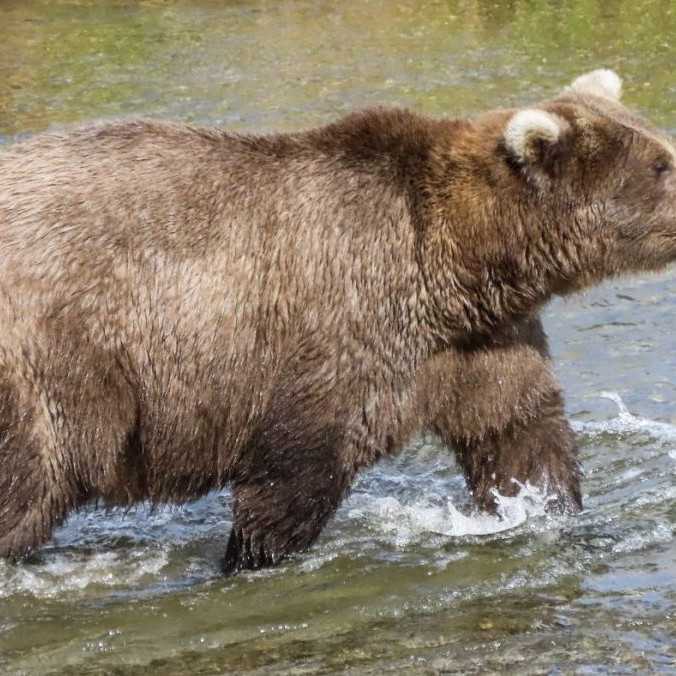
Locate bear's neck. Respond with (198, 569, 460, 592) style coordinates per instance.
(418, 123, 589, 341)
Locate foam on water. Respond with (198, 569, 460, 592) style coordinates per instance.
(610, 521, 673, 554)
(0, 548, 169, 599)
(347, 481, 554, 547)
(573, 391, 676, 444)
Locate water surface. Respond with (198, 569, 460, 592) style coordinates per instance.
(0, 1, 675, 673)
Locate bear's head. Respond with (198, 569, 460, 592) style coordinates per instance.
(505, 69, 675, 286)
(428, 69, 675, 332)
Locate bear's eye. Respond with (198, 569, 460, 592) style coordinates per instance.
(653, 159, 672, 177)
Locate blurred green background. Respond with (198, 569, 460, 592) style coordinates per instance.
(1, 0, 674, 140)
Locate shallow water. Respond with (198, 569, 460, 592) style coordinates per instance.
(0, 1, 675, 673)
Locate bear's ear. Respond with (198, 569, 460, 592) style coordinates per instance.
(504, 109, 569, 166)
(567, 69, 622, 101)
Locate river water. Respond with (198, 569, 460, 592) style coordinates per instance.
(0, 1, 674, 673)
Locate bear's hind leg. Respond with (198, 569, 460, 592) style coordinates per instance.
(0, 381, 83, 560)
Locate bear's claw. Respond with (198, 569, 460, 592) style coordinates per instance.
(222, 528, 279, 575)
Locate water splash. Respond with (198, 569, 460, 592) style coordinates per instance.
(0, 548, 169, 599)
(574, 391, 676, 443)
(347, 481, 553, 548)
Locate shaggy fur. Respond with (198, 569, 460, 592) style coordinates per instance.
(0, 70, 674, 573)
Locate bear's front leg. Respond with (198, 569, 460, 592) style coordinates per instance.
(453, 388, 582, 513)
(424, 318, 582, 513)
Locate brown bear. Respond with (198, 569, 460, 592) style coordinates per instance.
(0, 70, 673, 574)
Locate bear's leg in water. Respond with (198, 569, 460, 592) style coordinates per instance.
(453, 387, 582, 513)
(0, 377, 80, 559)
(223, 423, 355, 574)
(431, 317, 582, 513)
(223, 345, 357, 574)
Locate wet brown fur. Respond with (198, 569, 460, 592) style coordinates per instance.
(0, 77, 674, 572)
